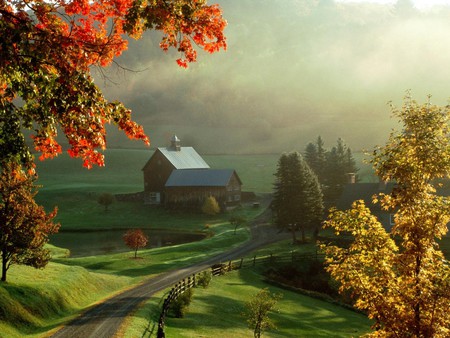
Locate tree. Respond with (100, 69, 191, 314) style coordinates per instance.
(229, 216, 246, 234)
(304, 136, 327, 183)
(322, 95, 450, 337)
(242, 288, 282, 338)
(123, 229, 148, 258)
(97, 192, 115, 212)
(1, 0, 225, 279)
(305, 137, 358, 204)
(0, 162, 60, 282)
(323, 138, 358, 203)
(0, 0, 226, 169)
(202, 196, 220, 215)
(272, 152, 323, 243)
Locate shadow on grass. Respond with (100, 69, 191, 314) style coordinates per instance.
(166, 293, 247, 332)
(236, 268, 371, 337)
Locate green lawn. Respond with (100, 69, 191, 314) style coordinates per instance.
(0, 150, 376, 337)
(126, 269, 372, 338)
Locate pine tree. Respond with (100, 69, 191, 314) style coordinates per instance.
(272, 152, 324, 243)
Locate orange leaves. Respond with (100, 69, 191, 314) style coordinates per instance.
(2, 0, 226, 173)
(140, 0, 226, 68)
(0, 161, 60, 281)
(31, 134, 63, 161)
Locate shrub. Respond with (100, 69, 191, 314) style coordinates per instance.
(169, 288, 194, 318)
(196, 271, 212, 288)
(201, 196, 220, 215)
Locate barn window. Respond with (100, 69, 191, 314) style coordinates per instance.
(234, 194, 240, 201)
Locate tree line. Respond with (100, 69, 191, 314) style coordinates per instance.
(272, 137, 358, 243)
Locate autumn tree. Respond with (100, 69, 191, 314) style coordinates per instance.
(272, 152, 323, 243)
(202, 196, 220, 215)
(97, 192, 115, 212)
(0, 0, 226, 278)
(322, 95, 450, 337)
(242, 288, 282, 338)
(123, 229, 148, 258)
(0, 0, 226, 169)
(0, 162, 60, 282)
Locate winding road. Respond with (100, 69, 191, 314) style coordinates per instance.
(51, 204, 286, 338)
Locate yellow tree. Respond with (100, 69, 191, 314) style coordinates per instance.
(322, 95, 450, 337)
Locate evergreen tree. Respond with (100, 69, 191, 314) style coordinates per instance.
(323, 138, 358, 203)
(272, 152, 324, 243)
(305, 136, 327, 184)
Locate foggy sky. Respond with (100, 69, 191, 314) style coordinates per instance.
(96, 0, 450, 154)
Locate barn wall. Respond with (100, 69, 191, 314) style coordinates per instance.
(143, 150, 175, 193)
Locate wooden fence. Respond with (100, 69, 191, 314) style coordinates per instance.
(153, 250, 323, 338)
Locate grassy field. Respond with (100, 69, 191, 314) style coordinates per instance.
(0, 149, 377, 337)
(125, 269, 371, 338)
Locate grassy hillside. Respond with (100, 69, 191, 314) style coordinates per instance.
(125, 269, 371, 338)
(0, 150, 376, 337)
(0, 222, 251, 337)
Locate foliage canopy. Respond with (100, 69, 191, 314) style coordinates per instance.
(0, 0, 227, 169)
(322, 95, 450, 337)
(242, 288, 282, 338)
(123, 228, 148, 258)
(0, 162, 60, 282)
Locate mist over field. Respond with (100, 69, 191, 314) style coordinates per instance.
(96, 0, 450, 154)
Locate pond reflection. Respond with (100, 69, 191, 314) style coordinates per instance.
(50, 229, 206, 257)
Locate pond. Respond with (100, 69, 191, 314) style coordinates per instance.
(50, 229, 206, 258)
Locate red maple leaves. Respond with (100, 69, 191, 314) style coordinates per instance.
(0, 0, 227, 168)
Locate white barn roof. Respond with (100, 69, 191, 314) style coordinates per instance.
(158, 147, 210, 169)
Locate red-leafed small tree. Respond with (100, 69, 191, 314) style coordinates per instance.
(0, 162, 60, 282)
(123, 229, 148, 258)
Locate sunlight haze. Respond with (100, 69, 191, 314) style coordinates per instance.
(97, 0, 450, 154)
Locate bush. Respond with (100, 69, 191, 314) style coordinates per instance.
(196, 271, 212, 289)
(201, 196, 220, 215)
(169, 288, 194, 318)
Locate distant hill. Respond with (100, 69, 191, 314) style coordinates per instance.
(95, 0, 450, 154)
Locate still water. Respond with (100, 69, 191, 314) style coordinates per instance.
(50, 229, 206, 257)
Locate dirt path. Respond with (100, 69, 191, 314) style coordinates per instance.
(51, 200, 285, 338)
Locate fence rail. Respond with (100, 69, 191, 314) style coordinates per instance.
(154, 250, 322, 337)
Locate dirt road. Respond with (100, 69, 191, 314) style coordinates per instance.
(51, 205, 283, 338)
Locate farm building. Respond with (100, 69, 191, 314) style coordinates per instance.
(142, 135, 242, 209)
(336, 178, 396, 231)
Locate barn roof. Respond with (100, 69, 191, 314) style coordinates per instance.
(165, 169, 241, 187)
(158, 147, 210, 169)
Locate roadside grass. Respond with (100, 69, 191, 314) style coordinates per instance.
(0, 262, 132, 338)
(0, 150, 374, 337)
(126, 269, 372, 338)
(0, 224, 251, 337)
